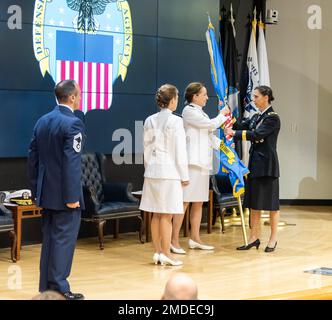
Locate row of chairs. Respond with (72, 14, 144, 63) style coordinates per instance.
(0, 152, 243, 261)
(81, 153, 243, 249)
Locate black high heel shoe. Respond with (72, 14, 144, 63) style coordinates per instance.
(265, 242, 277, 253)
(236, 239, 260, 250)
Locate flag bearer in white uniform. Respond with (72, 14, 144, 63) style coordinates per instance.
(140, 84, 189, 266)
(171, 82, 229, 253)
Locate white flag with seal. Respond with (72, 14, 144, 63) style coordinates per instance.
(242, 10, 260, 166)
(258, 19, 270, 86)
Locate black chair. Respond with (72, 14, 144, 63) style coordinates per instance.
(81, 153, 144, 249)
(210, 175, 244, 233)
(0, 192, 17, 262)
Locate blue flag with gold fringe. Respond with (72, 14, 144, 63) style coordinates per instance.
(206, 19, 249, 197)
(206, 20, 228, 104)
(218, 140, 249, 197)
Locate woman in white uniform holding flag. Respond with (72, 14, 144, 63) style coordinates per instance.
(171, 82, 229, 253)
(140, 84, 189, 266)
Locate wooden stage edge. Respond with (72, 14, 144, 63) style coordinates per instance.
(0, 205, 332, 300)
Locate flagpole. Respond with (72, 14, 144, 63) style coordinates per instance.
(206, 12, 211, 25)
(230, 3, 236, 37)
(237, 196, 248, 245)
(205, 16, 249, 244)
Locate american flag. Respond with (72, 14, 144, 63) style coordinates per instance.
(56, 30, 113, 113)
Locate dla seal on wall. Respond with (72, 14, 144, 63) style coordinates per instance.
(33, 0, 133, 114)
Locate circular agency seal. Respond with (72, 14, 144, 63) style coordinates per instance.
(32, 0, 133, 113)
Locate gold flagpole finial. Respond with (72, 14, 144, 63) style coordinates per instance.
(206, 12, 211, 24)
(253, 6, 257, 20)
(230, 3, 236, 37)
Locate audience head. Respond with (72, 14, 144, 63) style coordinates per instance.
(32, 290, 65, 300)
(161, 273, 198, 300)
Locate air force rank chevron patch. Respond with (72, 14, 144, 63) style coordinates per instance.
(73, 132, 82, 153)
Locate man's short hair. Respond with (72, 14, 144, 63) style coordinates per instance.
(55, 80, 78, 103)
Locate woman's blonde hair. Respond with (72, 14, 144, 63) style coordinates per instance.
(155, 84, 178, 109)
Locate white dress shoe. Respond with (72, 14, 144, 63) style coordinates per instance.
(188, 239, 215, 250)
(152, 253, 160, 265)
(170, 244, 186, 255)
(159, 253, 183, 266)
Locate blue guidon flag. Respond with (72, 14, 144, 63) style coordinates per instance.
(56, 31, 113, 113)
(206, 18, 249, 197)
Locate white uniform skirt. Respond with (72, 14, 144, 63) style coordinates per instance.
(183, 165, 210, 202)
(139, 178, 184, 214)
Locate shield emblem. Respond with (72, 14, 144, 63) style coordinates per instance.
(32, 0, 133, 114)
(56, 31, 113, 113)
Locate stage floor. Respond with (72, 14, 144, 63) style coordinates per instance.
(1, 206, 332, 300)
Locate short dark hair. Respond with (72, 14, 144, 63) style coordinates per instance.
(184, 82, 205, 104)
(255, 86, 275, 103)
(155, 84, 178, 109)
(55, 80, 78, 103)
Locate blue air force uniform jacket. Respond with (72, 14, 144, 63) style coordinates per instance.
(28, 105, 86, 211)
(233, 106, 280, 178)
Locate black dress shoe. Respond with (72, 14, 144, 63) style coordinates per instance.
(265, 242, 277, 253)
(63, 292, 85, 300)
(237, 239, 260, 250)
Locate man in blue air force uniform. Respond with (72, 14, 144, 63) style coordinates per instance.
(28, 80, 86, 300)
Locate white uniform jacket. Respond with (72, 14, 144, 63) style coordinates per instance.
(182, 103, 227, 170)
(143, 109, 189, 181)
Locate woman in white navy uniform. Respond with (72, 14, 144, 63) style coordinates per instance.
(171, 82, 229, 253)
(139, 84, 189, 266)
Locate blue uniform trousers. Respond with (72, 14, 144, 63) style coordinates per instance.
(39, 208, 81, 293)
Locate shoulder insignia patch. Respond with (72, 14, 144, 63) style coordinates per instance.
(73, 132, 82, 153)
